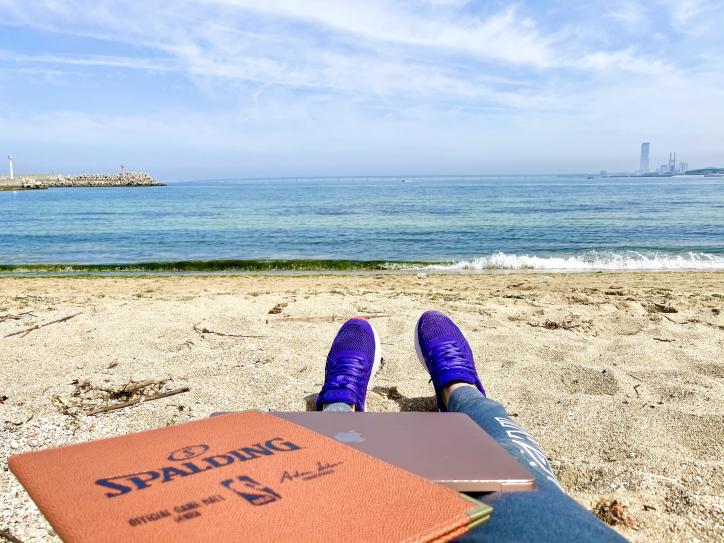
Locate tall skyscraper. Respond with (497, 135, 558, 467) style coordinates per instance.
(639, 142, 650, 173)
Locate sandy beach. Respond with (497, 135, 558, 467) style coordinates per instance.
(1, 272, 722, 542)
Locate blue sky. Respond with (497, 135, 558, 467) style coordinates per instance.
(1, 0, 723, 180)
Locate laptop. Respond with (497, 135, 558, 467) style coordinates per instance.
(271, 412, 535, 492)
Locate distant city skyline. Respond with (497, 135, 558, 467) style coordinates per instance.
(638, 143, 690, 174)
(1, 1, 723, 180)
(640, 142, 650, 173)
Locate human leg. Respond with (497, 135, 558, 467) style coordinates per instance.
(448, 386, 627, 542)
(447, 386, 563, 492)
(416, 311, 628, 542)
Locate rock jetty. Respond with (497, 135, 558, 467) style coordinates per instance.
(51, 172, 162, 187)
(0, 172, 163, 190)
(21, 179, 46, 190)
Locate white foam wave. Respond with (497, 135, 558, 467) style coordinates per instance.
(428, 251, 724, 271)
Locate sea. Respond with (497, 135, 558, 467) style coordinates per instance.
(1, 175, 723, 272)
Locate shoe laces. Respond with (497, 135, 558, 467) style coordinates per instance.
(426, 340, 469, 381)
(323, 353, 367, 393)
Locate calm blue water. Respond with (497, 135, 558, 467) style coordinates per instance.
(1, 176, 723, 269)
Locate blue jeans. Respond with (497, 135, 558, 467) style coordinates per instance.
(324, 387, 627, 542)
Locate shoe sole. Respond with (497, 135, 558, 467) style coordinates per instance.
(414, 315, 446, 412)
(364, 321, 382, 411)
(413, 315, 429, 379)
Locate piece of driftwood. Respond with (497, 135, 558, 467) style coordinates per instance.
(4, 312, 82, 338)
(0, 311, 36, 323)
(88, 386, 190, 415)
(0, 528, 25, 543)
(192, 323, 265, 338)
(108, 379, 163, 399)
(266, 313, 389, 324)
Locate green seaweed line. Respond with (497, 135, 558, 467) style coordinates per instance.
(0, 259, 435, 273)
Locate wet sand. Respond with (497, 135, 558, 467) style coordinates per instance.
(1, 272, 722, 541)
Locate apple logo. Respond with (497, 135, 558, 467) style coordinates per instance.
(334, 430, 365, 443)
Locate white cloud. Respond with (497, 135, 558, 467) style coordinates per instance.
(607, 1, 649, 31)
(207, 0, 558, 66)
(0, 1, 683, 89)
(0, 0, 565, 107)
(577, 49, 672, 75)
(0, 50, 176, 72)
(667, 0, 706, 30)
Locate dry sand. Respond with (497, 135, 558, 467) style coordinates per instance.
(1, 272, 722, 542)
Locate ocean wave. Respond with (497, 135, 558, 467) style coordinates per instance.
(428, 251, 724, 271)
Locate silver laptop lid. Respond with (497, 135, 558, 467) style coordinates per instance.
(273, 412, 535, 492)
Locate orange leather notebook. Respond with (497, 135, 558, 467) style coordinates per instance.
(9, 412, 491, 542)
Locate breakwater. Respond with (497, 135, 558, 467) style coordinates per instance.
(0, 172, 163, 190)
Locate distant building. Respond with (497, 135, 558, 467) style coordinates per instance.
(659, 164, 668, 174)
(680, 162, 689, 173)
(639, 142, 650, 173)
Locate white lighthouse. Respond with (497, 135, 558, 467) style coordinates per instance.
(7, 155, 13, 180)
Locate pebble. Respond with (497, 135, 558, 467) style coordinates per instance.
(9, 440, 20, 449)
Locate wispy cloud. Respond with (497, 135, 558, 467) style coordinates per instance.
(214, 1, 560, 67)
(0, 50, 176, 72)
(607, 1, 649, 31)
(666, 0, 710, 31)
(577, 50, 673, 75)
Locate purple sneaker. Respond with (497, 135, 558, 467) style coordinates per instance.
(316, 318, 381, 412)
(415, 310, 485, 411)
